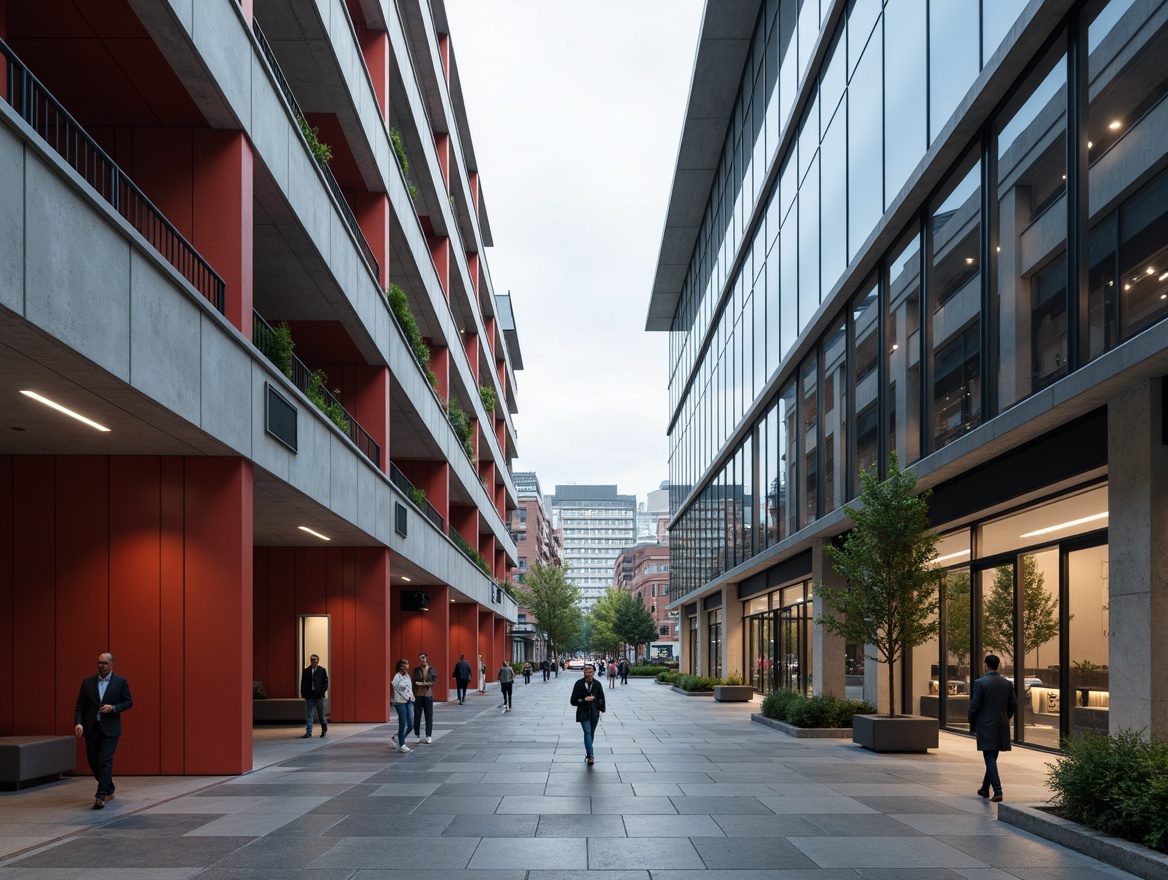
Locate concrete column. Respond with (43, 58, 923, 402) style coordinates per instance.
(1108, 380, 1168, 737)
(696, 607, 709, 676)
(812, 539, 847, 697)
(723, 584, 744, 681)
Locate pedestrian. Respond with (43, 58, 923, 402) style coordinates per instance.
(607, 659, 617, 688)
(390, 659, 415, 753)
(300, 653, 329, 738)
(619, 657, 629, 685)
(498, 660, 515, 713)
(541, 658, 549, 681)
(73, 652, 132, 809)
(968, 653, 1016, 802)
(453, 654, 472, 703)
(412, 653, 437, 744)
(478, 653, 487, 695)
(569, 663, 605, 765)
(522, 661, 532, 684)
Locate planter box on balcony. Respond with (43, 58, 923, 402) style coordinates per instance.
(851, 714, 938, 752)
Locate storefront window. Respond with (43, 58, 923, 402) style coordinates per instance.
(708, 608, 723, 679)
(1068, 544, 1110, 735)
(780, 379, 798, 537)
(888, 227, 922, 465)
(823, 317, 847, 513)
(852, 282, 880, 495)
(979, 484, 1107, 557)
(802, 356, 819, 524)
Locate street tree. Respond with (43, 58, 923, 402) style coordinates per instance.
(615, 593, 658, 660)
(516, 562, 582, 662)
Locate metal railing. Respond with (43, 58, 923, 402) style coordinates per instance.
(252, 19, 380, 283)
(253, 311, 381, 467)
(388, 461, 445, 532)
(1, 39, 225, 314)
(449, 525, 490, 575)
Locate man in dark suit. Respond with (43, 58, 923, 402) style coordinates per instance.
(569, 663, 606, 765)
(74, 652, 133, 809)
(968, 653, 1017, 802)
(453, 654, 472, 704)
(300, 654, 329, 738)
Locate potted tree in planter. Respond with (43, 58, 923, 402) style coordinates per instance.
(814, 455, 945, 752)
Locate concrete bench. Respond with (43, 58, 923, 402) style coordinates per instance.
(0, 736, 76, 790)
(253, 698, 329, 723)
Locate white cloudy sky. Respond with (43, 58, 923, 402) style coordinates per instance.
(444, 0, 705, 501)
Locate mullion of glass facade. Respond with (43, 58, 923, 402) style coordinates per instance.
(669, 0, 1166, 603)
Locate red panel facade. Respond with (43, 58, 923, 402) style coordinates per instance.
(193, 130, 254, 333)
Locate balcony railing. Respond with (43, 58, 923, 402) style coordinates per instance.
(252, 19, 380, 283)
(388, 461, 444, 532)
(1, 39, 225, 314)
(253, 311, 381, 467)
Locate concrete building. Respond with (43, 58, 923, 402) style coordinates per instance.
(509, 471, 561, 661)
(0, 0, 521, 774)
(549, 484, 636, 611)
(636, 480, 671, 542)
(649, 0, 1168, 747)
(614, 543, 676, 662)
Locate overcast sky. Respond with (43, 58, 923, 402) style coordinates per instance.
(444, 0, 705, 503)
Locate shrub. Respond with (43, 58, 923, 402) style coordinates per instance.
(628, 666, 668, 677)
(447, 397, 476, 461)
(272, 321, 294, 379)
(1048, 729, 1168, 853)
(295, 111, 332, 165)
(407, 486, 426, 508)
(479, 384, 497, 413)
(386, 284, 433, 385)
(759, 691, 874, 727)
(760, 688, 803, 722)
(390, 126, 418, 199)
(673, 674, 718, 692)
(723, 670, 745, 686)
(657, 670, 680, 684)
(306, 369, 349, 433)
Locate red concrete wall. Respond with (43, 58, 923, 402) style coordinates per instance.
(435, 132, 449, 189)
(399, 460, 449, 525)
(465, 331, 479, 382)
(429, 344, 449, 404)
(253, 546, 391, 722)
(0, 455, 253, 775)
(389, 584, 450, 701)
(478, 610, 495, 682)
(428, 236, 450, 299)
(353, 23, 389, 123)
(352, 191, 389, 287)
(448, 603, 478, 691)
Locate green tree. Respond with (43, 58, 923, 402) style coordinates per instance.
(515, 563, 581, 661)
(615, 593, 658, 659)
(588, 586, 624, 656)
(814, 455, 944, 717)
(982, 556, 1060, 665)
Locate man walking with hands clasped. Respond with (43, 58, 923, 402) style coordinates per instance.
(968, 653, 1016, 802)
(74, 652, 132, 809)
(300, 654, 328, 738)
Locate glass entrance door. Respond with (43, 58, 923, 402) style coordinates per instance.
(777, 602, 812, 695)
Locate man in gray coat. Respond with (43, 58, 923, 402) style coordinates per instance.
(967, 653, 1016, 802)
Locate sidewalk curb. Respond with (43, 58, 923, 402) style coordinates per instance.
(997, 803, 1168, 880)
(751, 713, 852, 738)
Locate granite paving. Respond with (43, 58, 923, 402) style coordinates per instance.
(0, 674, 1143, 878)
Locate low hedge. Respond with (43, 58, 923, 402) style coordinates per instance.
(1047, 729, 1168, 853)
(628, 666, 669, 677)
(760, 690, 874, 729)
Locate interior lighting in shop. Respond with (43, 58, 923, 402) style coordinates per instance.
(1020, 511, 1108, 538)
(934, 549, 971, 564)
(298, 526, 331, 541)
(20, 390, 110, 431)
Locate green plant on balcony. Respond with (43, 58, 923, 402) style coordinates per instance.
(407, 485, 427, 508)
(479, 384, 497, 414)
(295, 110, 333, 166)
(390, 126, 418, 199)
(306, 369, 350, 433)
(451, 530, 490, 575)
(386, 283, 438, 389)
(447, 397, 476, 462)
(272, 321, 295, 379)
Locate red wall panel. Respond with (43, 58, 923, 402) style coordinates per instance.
(193, 130, 254, 332)
(158, 457, 186, 773)
(354, 548, 390, 719)
(0, 460, 12, 732)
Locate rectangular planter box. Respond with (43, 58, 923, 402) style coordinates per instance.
(751, 714, 851, 738)
(852, 714, 938, 752)
(714, 685, 755, 702)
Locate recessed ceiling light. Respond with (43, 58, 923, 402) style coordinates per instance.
(1109, 120, 1122, 130)
(20, 390, 110, 431)
(401, 576, 412, 582)
(934, 549, 971, 564)
(965, 257, 975, 265)
(1020, 511, 1108, 538)
(298, 526, 331, 541)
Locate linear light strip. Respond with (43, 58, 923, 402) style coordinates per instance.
(934, 549, 971, 564)
(1020, 511, 1108, 538)
(298, 526, 331, 541)
(20, 390, 110, 432)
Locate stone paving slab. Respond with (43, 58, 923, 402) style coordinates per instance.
(0, 678, 1146, 879)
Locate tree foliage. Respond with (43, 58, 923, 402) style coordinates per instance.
(813, 455, 944, 717)
(982, 556, 1060, 664)
(590, 587, 658, 658)
(515, 563, 581, 660)
(944, 570, 972, 667)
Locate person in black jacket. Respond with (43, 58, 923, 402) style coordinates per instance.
(569, 663, 606, 765)
(968, 653, 1017, 802)
(300, 654, 329, 738)
(453, 654, 472, 704)
(74, 652, 133, 809)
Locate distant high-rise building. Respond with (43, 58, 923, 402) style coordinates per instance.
(637, 480, 671, 542)
(510, 472, 560, 662)
(549, 485, 636, 611)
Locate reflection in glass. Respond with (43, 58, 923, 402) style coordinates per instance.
(849, 18, 883, 260)
(802, 356, 819, 524)
(780, 380, 798, 537)
(1017, 550, 1061, 748)
(929, 0, 980, 143)
(931, 155, 983, 450)
(1068, 544, 1109, 736)
(883, 0, 927, 203)
(852, 284, 880, 496)
(995, 50, 1068, 411)
(823, 318, 847, 513)
(888, 229, 922, 464)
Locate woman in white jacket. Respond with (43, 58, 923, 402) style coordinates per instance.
(390, 659, 415, 753)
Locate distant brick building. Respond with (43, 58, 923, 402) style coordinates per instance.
(613, 543, 675, 661)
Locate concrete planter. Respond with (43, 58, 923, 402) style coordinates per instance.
(998, 804, 1168, 880)
(851, 714, 938, 752)
(714, 685, 754, 702)
(751, 714, 852, 738)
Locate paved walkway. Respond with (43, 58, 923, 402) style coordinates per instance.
(0, 674, 1139, 879)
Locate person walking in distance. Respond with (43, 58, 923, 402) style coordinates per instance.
(497, 660, 515, 713)
(607, 659, 617, 688)
(522, 660, 532, 685)
(541, 658, 550, 681)
(478, 653, 487, 695)
(453, 654, 472, 704)
(569, 663, 606, 766)
(300, 653, 328, 738)
(968, 653, 1017, 802)
(74, 652, 132, 809)
(412, 653, 437, 744)
(619, 657, 629, 685)
(390, 659, 415, 752)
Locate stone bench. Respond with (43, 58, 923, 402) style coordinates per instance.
(253, 698, 329, 723)
(0, 736, 76, 790)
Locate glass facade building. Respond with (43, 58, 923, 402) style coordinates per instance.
(649, 0, 1168, 748)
